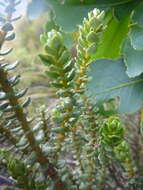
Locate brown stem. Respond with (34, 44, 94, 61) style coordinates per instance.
(0, 4, 66, 187)
(0, 63, 67, 190)
(41, 110, 50, 142)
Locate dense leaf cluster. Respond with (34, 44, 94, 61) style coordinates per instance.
(28, 0, 143, 113)
(0, 0, 143, 190)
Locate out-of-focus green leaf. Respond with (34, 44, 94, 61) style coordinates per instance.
(86, 59, 143, 113)
(46, 0, 95, 32)
(64, 0, 132, 6)
(129, 25, 143, 50)
(122, 37, 143, 78)
(133, 2, 143, 28)
(113, 1, 139, 20)
(92, 15, 130, 60)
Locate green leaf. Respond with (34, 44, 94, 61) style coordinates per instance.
(64, 0, 133, 7)
(92, 15, 130, 60)
(47, 0, 95, 32)
(86, 59, 143, 113)
(129, 25, 143, 50)
(133, 2, 143, 28)
(113, 1, 138, 20)
(122, 37, 143, 77)
(5, 32, 15, 41)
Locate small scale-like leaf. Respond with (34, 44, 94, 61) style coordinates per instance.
(10, 16, 21, 22)
(5, 113, 16, 120)
(3, 105, 13, 112)
(17, 135, 28, 147)
(63, 60, 74, 73)
(15, 88, 28, 99)
(5, 121, 12, 128)
(39, 54, 53, 66)
(9, 75, 20, 86)
(58, 50, 69, 64)
(33, 123, 41, 132)
(0, 92, 7, 100)
(15, 0, 21, 6)
(36, 130, 44, 143)
(0, 102, 9, 110)
(11, 127, 21, 133)
(2, 23, 13, 32)
(5, 61, 19, 71)
(67, 69, 75, 81)
(45, 71, 59, 78)
(5, 5, 16, 14)
(22, 97, 31, 108)
(0, 48, 13, 56)
(50, 82, 63, 88)
(52, 127, 66, 133)
(5, 32, 15, 41)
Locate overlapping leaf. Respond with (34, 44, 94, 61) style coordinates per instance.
(86, 59, 143, 113)
(122, 37, 143, 78)
(92, 15, 130, 60)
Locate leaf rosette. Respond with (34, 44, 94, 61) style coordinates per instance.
(100, 116, 124, 146)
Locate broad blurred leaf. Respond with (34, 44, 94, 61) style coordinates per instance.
(27, 0, 49, 20)
(133, 2, 143, 28)
(130, 25, 143, 50)
(64, 0, 132, 6)
(123, 37, 143, 77)
(86, 59, 143, 113)
(47, 0, 95, 31)
(27, 0, 132, 32)
(113, 1, 139, 20)
(92, 15, 130, 60)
